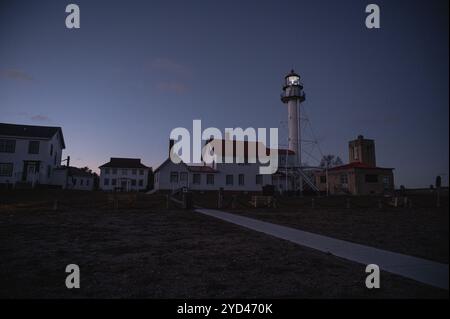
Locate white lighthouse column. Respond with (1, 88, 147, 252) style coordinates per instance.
(287, 99, 299, 166)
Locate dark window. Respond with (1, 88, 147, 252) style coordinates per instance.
(170, 172, 179, 183)
(54, 152, 57, 165)
(320, 175, 327, 184)
(0, 163, 13, 177)
(104, 178, 110, 185)
(180, 172, 188, 182)
(256, 174, 263, 185)
(226, 175, 233, 185)
(138, 179, 143, 186)
(80, 179, 84, 186)
(193, 173, 201, 184)
(0, 140, 16, 153)
(73, 178, 77, 185)
(112, 179, 117, 186)
(105, 168, 110, 175)
(86, 180, 90, 186)
(112, 168, 117, 174)
(132, 169, 137, 175)
(47, 165, 51, 178)
(50, 144, 53, 156)
(340, 174, 348, 184)
(365, 174, 378, 183)
(207, 174, 214, 185)
(131, 179, 136, 186)
(239, 174, 245, 185)
(28, 141, 40, 154)
(139, 169, 144, 175)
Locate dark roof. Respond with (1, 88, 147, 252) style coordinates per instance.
(0, 123, 65, 148)
(99, 157, 149, 169)
(54, 166, 95, 177)
(328, 162, 394, 172)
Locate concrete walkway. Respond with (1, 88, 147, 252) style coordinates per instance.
(195, 208, 449, 290)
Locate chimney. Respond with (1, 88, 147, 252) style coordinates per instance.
(169, 139, 175, 156)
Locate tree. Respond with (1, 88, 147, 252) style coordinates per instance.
(319, 155, 343, 169)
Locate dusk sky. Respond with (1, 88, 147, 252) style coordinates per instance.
(0, 0, 448, 188)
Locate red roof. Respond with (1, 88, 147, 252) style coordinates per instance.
(328, 162, 393, 171)
(187, 165, 218, 173)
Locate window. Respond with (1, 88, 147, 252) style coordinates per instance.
(226, 175, 233, 185)
(382, 176, 390, 189)
(320, 175, 327, 184)
(256, 174, 263, 185)
(340, 173, 348, 185)
(132, 169, 137, 175)
(239, 174, 245, 185)
(104, 168, 110, 175)
(80, 179, 84, 186)
(122, 169, 128, 175)
(28, 141, 40, 154)
(207, 174, 214, 185)
(139, 169, 144, 175)
(0, 140, 15, 153)
(180, 172, 188, 182)
(54, 152, 57, 165)
(50, 144, 53, 156)
(131, 179, 136, 186)
(138, 179, 144, 187)
(86, 180, 90, 186)
(104, 178, 110, 186)
(0, 163, 13, 177)
(47, 165, 51, 178)
(193, 173, 201, 185)
(170, 172, 179, 183)
(112, 168, 117, 174)
(112, 179, 117, 186)
(73, 178, 77, 185)
(365, 174, 378, 183)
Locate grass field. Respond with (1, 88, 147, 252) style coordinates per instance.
(0, 189, 448, 298)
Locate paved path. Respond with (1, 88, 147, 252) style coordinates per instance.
(195, 208, 449, 290)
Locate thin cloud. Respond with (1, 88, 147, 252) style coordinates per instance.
(0, 69, 34, 82)
(147, 58, 192, 77)
(155, 81, 189, 94)
(30, 114, 51, 122)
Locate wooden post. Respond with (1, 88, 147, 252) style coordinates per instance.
(231, 195, 237, 209)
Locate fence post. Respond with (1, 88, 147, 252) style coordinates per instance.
(231, 195, 237, 209)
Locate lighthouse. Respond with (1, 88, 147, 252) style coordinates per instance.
(281, 70, 305, 167)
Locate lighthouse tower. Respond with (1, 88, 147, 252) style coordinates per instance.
(281, 70, 305, 167)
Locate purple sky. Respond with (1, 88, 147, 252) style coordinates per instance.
(0, 0, 448, 187)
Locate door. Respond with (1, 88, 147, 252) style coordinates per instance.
(27, 164, 36, 184)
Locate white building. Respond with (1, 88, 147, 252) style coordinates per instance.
(99, 158, 150, 192)
(154, 139, 297, 193)
(52, 166, 96, 191)
(0, 123, 65, 188)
